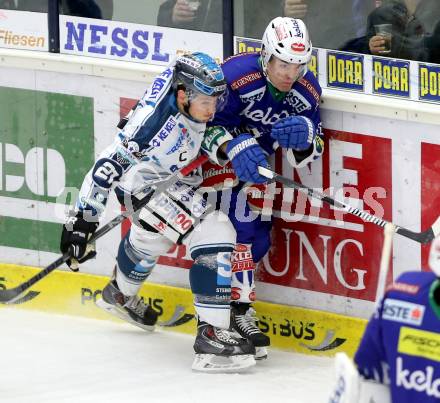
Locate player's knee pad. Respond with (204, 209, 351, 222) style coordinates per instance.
(188, 211, 236, 257)
(115, 231, 158, 296)
(189, 250, 233, 329)
(231, 243, 256, 303)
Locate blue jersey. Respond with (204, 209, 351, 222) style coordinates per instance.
(355, 271, 440, 403)
(207, 52, 323, 262)
(210, 52, 323, 155)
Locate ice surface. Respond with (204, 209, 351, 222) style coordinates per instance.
(0, 308, 334, 403)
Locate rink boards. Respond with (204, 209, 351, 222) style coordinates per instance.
(0, 263, 366, 358)
(0, 50, 439, 322)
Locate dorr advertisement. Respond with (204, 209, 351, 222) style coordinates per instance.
(0, 9, 48, 51)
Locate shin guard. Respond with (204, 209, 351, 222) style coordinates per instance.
(115, 232, 157, 296)
(189, 251, 232, 329)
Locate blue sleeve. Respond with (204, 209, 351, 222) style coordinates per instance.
(354, 301, 388, 383)
(211, 82, 243, 131)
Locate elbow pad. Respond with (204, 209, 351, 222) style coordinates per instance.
(201, 126, 233, 166)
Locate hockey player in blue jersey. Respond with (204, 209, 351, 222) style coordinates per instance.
(352, 236, 440, 402)
(203, 17, 324, 358)
(59, 52, 257, 372)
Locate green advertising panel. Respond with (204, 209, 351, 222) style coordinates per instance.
(0, 87, 94, 253)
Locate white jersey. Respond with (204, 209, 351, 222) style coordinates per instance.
(76, 67, 206, 217)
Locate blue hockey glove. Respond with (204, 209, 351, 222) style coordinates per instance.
(226, 134, 269, 184)
(271, 116, 315, 151)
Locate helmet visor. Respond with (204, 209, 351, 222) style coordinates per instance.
(188, 90, 226, 122)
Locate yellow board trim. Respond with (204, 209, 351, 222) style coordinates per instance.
(0, 263, 366, 357)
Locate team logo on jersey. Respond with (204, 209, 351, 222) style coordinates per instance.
(383, 299, 425, 326)
(126, 141, 139, 153)
(395, 356, 440, 398)
(166, 123, 190, 155)
(239, 86, 266, 103)
(241, 101, 291, 125)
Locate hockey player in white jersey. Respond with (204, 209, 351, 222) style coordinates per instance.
(60, 52, 257, 372)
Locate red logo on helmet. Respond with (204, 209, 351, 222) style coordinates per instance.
(291, 42, 305, 52)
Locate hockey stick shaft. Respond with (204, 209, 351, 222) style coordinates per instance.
(258, 166, 440, 244)
(375, 223, 395, 303)
(0, 154, 208, 304)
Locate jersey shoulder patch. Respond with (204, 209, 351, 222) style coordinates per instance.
(386, 281, 421, 296)
(297, 72, 322, 104)
(386, 271, 436, 298)
(230, 71, 264, 91)
(222, 53, 264, 92)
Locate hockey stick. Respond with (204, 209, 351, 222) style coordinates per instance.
(375, 223, 395, 304)
(258, 166, 440, 244)
(0, 155, 209, 304)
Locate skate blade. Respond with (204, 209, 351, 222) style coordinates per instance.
(255, 347, 268, 361)
(96, 298, 155, 332)
(192, 354, 256, 373)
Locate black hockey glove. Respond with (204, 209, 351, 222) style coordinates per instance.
(60, 212, 99, 271)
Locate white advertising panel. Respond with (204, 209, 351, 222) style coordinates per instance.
(0, 59, 439, 319)
(0, 9, 48, 51)
(59, 16, 223, 65)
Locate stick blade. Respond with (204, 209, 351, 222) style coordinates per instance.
(0, 287, 27, 304)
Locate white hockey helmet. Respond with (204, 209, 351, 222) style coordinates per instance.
(261, 17, 313, 77)
(429, 235, 440, 277)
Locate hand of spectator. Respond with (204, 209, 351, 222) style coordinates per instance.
(284, 0, 308, 19)
(172, 0, 197, 24)
(369, 35, 387, 55)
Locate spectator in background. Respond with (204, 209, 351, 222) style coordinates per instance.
(157, 0, 222, 33)
(63, 0, 113, 19)
(62, 0, 103, 18)
(366, 0, 430, 61)
(2, 0, 113, 19)
(243, 0, 376, 51)
(428, 19, 440, 63)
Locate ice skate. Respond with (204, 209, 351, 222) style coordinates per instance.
(231, 303, 270, 360)
(96, 279, 159, 331)
(192, 321, 256, 373)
